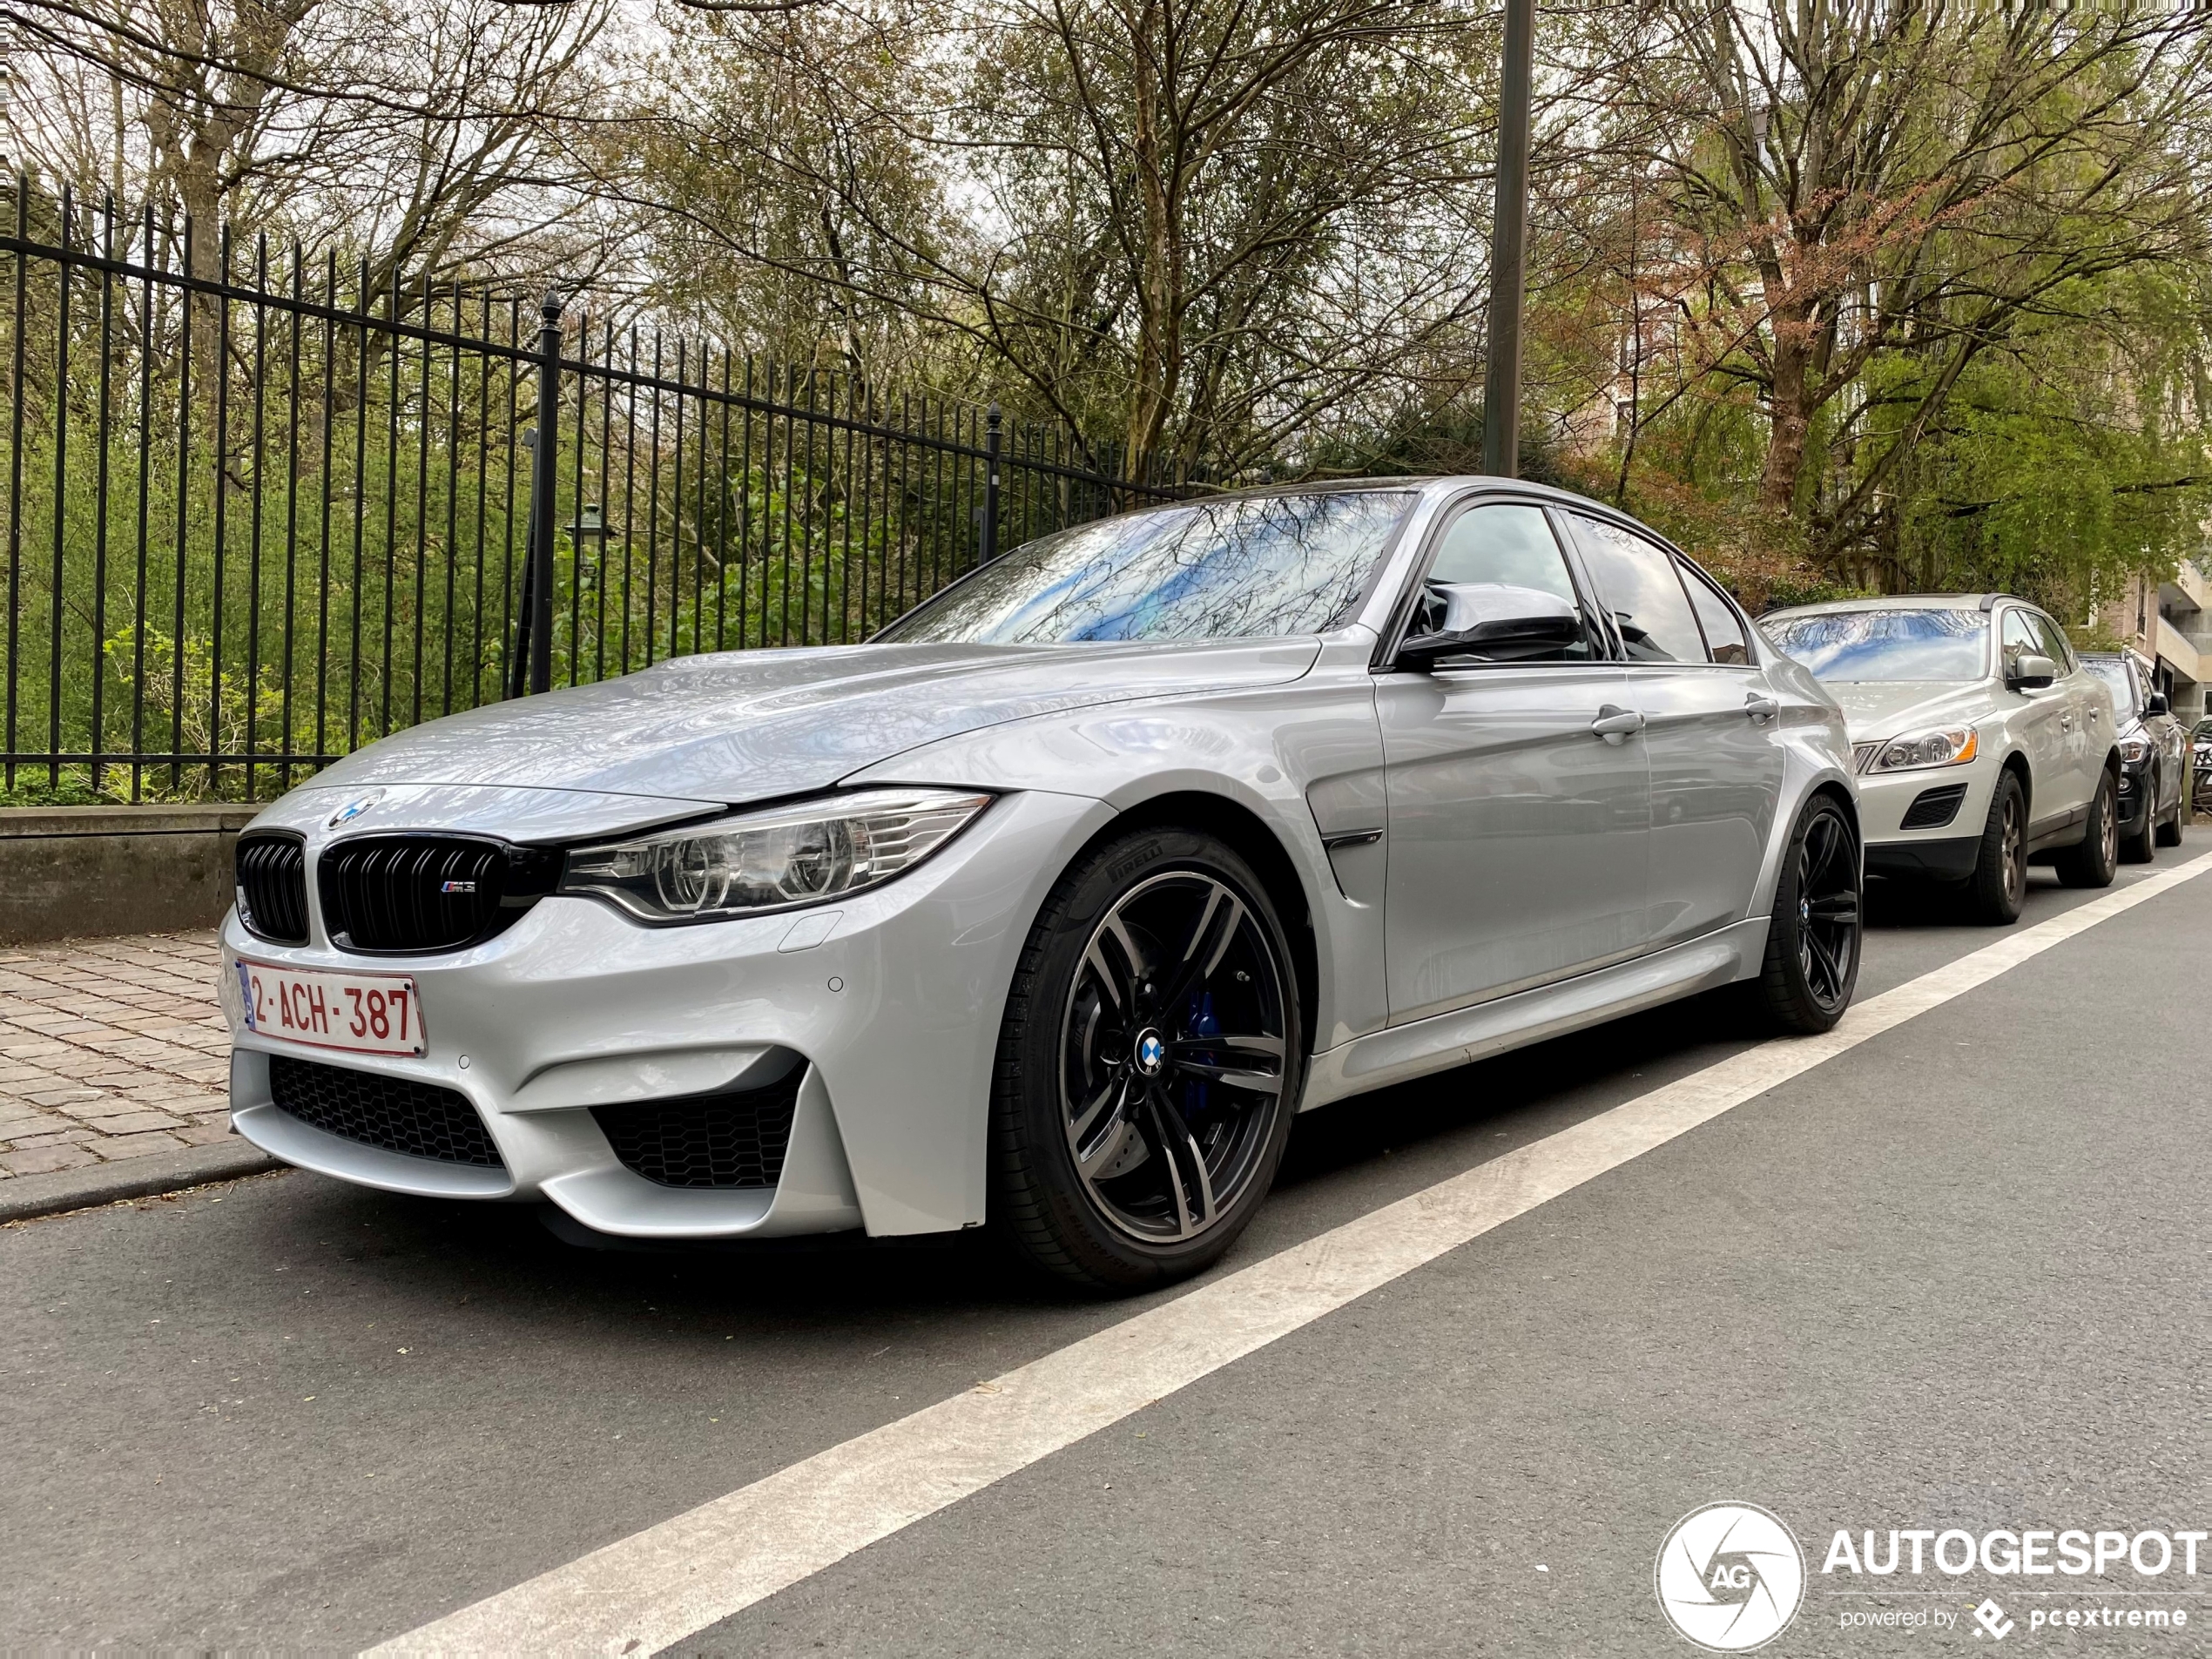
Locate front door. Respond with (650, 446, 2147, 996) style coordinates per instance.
(1566, 515, 1786, 946)
(1377, 501, 1649, 1024)
(2002, 608, 2080, 829)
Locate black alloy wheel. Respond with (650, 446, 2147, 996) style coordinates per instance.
(1966, 771, 2028, 925)
(2054, 769, 2119, 889)
(2121, 770, 2157, 864)
(991, 828, 1302, 1291)
(2156, 772, 2186, 846)
(1753, 793, 1861, 1035)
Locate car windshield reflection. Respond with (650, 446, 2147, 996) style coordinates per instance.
(876, 490, 1415, 645)
(1761, 607, 1989, 681)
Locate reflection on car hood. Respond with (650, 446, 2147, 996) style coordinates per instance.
(1821, 680, 1992, 742)
(302, 638, 1324, 805)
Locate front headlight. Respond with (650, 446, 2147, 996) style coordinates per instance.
(1867, 725, 1979, 772)
(559, 788, 993, 924)
(2117, 737, 2152, 763)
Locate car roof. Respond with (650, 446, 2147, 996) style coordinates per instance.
(1760, 593, 2031, 619)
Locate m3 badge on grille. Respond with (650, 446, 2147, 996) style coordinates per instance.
(440, 880, 476, 894)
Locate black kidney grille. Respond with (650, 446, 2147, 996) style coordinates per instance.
(267, 1053, 503, 1167)
(236, 833, 309, 945)
(592, 1070, 803, 1190)
(1900, 783, 1970, 831)
(317, 834, 560, 954)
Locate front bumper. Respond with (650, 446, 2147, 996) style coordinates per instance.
(1853, 757, 1993, 881)
(2115, 759, 2152, 828)
(222, 786, 1109, 1238)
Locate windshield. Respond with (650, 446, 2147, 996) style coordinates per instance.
(877, 491, 1414, 645)
(1760, 608, 1989, 681)
(2083, 659, 2137, 717)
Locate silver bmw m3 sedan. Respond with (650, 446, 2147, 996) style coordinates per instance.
(221, 479, 1864, 1290)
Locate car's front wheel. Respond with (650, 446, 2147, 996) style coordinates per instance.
(2121, 771, 2157, 864)
(990, 828, 1303, 1291)
(1965, 771, 2028, 924)
(2155, 778, 2186, 846)
(2054, 770, 2119, 889)
(1752, 792, 1861, 1035)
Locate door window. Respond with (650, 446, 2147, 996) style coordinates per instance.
(1677, 561, 1750, 664)
(1571, 516, 1709, 663)
(2001, 610, 2040, 674)
(1413, 503, 1595, 662)
(2030, 613, 2075, 671)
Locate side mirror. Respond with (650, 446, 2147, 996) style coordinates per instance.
(1397, 583, 1583, 669)
(2146, 691, 2170, 717)
(2007, 652, 2057, 691)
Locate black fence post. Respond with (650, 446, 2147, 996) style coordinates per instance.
(981, 403, 1001, 564)
(528, 289, 563, 693)
(508, 428, 538, 700)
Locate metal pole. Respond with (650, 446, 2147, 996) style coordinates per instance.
(1481, 0, 1536, 478)
(529, 289, 563, 693)
(981, 404, 1002, 564)
(508, 428, 537, 700)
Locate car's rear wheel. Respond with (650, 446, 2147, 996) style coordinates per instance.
(990, 827, 1302, 1291)
(2121, 771, 2157, 863)
(1752, 793, 1861, 1035)
(2054, 770, 2119, 889)
(1965, 771, 2028, 924)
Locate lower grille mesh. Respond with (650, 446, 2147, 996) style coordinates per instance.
(267, 1053, 503, 1167)
(592, 1070, 803, 1190)
(1900, 783, 1970, 830)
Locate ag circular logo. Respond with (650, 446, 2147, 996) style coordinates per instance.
(1654, 1501, 1804, 1652)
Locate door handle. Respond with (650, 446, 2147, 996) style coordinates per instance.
(1590, 705, 1646, 745)
(1744, 693, 1781, 722)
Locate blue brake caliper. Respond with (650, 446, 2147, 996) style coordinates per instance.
(1181, 991, 1218, 1120)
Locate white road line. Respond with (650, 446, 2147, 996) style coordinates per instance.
(368, 852, 2212, 1657)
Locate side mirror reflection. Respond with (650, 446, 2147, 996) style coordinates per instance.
(2007, 651, 2058, 691)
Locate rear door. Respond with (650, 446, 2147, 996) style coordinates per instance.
(1374, 499, 1649, 1023)
(1565, 514, 1786, 948)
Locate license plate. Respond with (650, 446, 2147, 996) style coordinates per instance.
(237, 961, 425, 1056)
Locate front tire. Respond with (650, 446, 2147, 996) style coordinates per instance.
(989, 827, 1304, 1292)
(1752, 793, 1861, 1035)
(1966, 771, 2028, 924)
(2156, 784, 2185, 847)
(2054, 770, 2119, 889)
(2121, 772, 2157, 863)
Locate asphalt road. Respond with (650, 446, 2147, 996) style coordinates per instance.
(5, 863, 2208, 1656)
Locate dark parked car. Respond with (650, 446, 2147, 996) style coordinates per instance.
(2081, 653, 2187, 860)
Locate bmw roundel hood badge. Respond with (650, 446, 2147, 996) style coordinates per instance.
(327, 788, 387, 829)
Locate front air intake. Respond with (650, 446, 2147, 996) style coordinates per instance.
(266, 1053, 504, 1167)
(591, 1070, 804, 1190)
(1900, 783, 1969, 831)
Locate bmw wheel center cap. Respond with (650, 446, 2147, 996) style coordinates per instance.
(1134, 1028, 1166, 1076)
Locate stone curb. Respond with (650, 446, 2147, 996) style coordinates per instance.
(0, 1138, 282, 1224)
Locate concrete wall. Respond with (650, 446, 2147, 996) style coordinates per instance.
(0, 806, 261, 946)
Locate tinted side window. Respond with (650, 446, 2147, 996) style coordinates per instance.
(1571, 516, 1707, 663)
(2001, 610, 2040, 674)
(1678, 561, 1750, 664)
(1413, 503, 1595, 663)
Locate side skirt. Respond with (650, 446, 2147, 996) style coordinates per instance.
(1298, 917, 1770, 1112)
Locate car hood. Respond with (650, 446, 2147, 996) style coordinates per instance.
(1821, 680, 1992, 742)
(302, 638, 1324, 806)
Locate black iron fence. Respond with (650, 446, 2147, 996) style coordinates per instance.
(0, 182, 1171, 802)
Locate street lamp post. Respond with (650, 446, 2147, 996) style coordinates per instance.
(1481, 0, 1536, 478)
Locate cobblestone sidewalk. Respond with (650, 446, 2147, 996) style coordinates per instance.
(0, 931, 231, 1181)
